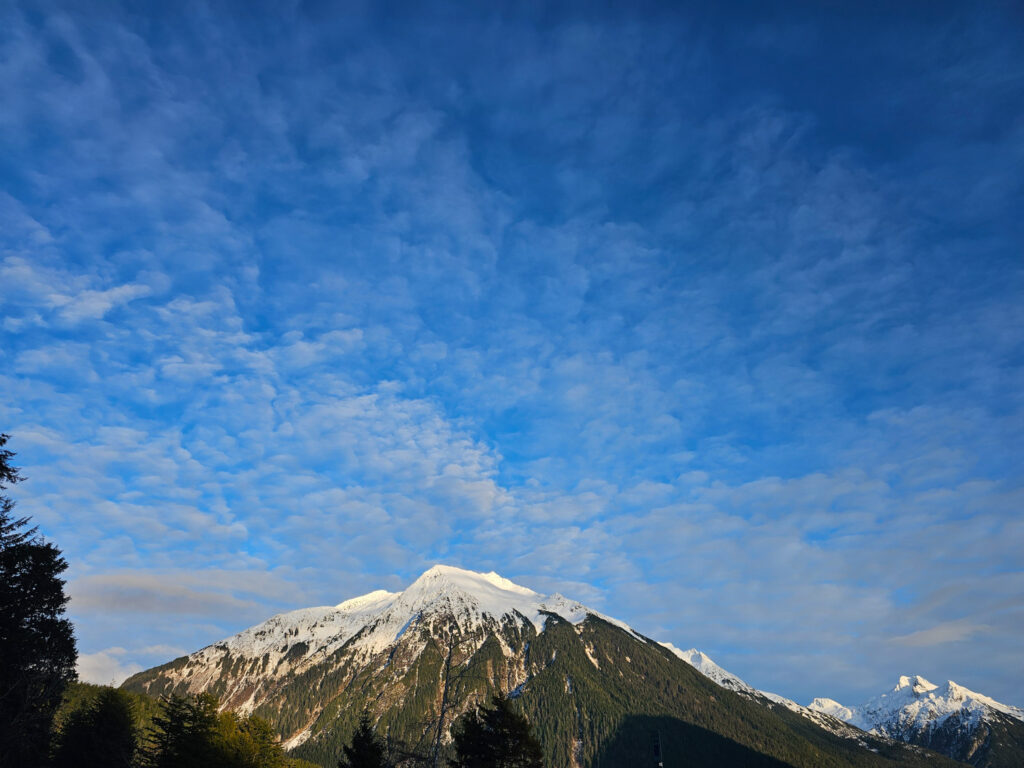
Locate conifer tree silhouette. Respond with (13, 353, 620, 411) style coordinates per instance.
(0, 434, 77, 768)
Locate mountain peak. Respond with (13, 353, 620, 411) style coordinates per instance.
(405, 564, 540, 599)
(418, 563, 472, 579)
(354, 565, 644, 655)
(894, 675, 936, 694)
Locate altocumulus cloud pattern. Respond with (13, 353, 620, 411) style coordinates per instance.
(0, 0, 1021, 704)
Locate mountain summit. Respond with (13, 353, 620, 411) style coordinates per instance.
(358, 564, 601, 637)
(806, 675, 1024, 766)
(660, 645, 1024, 768)
(163, 564, 629, 686)
(123, 566, 965, 768)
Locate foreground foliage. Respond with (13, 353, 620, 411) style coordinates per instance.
(52, 684, 310, 768)
(0, 434, 77, 768)
(52, 687, 137, 768)
(142, 691, 291, 768)
(337, 710, 388, 768)
(449, 695, 544, 768)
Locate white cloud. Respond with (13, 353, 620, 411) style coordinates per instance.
(891, 620, 993, 647)
(56, 283, 153, 322)
(77, 648, 143, 686)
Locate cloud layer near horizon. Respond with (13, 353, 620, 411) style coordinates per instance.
(1, 1, 1021, 706)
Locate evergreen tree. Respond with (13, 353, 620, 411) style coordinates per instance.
(220, 711, 290, 768)
(0, 433, 77, 768)
(338, 709, 388, 768)
(142, 691, 290, 768)
(52, 687, 137, 768)
(449, 695, 545, 768)
(142, 692, 223, 768)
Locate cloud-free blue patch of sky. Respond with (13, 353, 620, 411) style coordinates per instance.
(0, 0, 1021, 703)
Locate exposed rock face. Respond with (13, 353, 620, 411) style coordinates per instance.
(123, 565, 965, 768)
(806, 675, 1024, 767)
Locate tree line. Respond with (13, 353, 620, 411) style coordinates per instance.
(49, 685, 307, 768)
(0, 433, 543, 768)
(339, 696, 544, 768)
(46, 684, 543, 768)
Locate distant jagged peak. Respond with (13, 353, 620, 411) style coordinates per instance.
(840, 673, 1024, 737)
(893, 674, 937, 694)
(876, 674, 1022, 716)
(810, 697, 844, 708)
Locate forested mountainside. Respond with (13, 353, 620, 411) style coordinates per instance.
(123, 566, 966, 768)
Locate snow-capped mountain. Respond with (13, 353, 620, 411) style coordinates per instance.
(630, 643, 1024, 768)
(175, 565, 623, 695)
(659, 644, 759, 696)
(123, 565, 962, 768)
(807, 675, 1024, 767)
(847, 675, 1024, 733)
(659, 644, 813, 716)
(643, 643, 1024, 767)
(661, 644, 892, 748)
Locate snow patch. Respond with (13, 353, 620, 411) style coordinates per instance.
(661, 644, 758, 696)
(336, 589, 397, 612)
(846, 676, 1024, 735)
(808, 698, 857, 722)
(761, 691, 803, 713)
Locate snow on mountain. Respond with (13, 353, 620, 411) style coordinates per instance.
(661, 645, 881, 745)
(128, 563, 1024, 766)
(666, 647, 1024, 766)
(219, 589, 398, 660)
(182, 564, 648, 692)
(803, 674, 1024, 765)
(809, 697, 857, 722)
(380, 564, 592, 636)
(666, 646, 1024, 746)
(660, 644, 759, 696)
(660, 644, 804, 711)
(812, 675, 1024, 735)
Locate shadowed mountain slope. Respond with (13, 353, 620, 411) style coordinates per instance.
(123, 566, 964, 768)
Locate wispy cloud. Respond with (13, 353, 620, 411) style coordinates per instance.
(891, 620, 993, 648)
(1, 1, 1021, 706)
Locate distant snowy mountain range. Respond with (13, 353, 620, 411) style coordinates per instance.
(659, 633, 1024, 766)
(804, 675, 1024, 766)
(123, 565, 1022, 768)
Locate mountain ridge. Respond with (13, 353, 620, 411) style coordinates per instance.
(803, 674, 1024, 767)
(663, 641, 1024, 768)
(121, 565, 973, 768)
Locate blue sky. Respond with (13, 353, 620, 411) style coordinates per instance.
(1, 0, 1022, 706)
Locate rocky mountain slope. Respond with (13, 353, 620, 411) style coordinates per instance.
(667, 647, 1024, 768)
(806, 676, 1024, 768)
(663, 644, 902, 749)
(122, 565, 963, 768)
